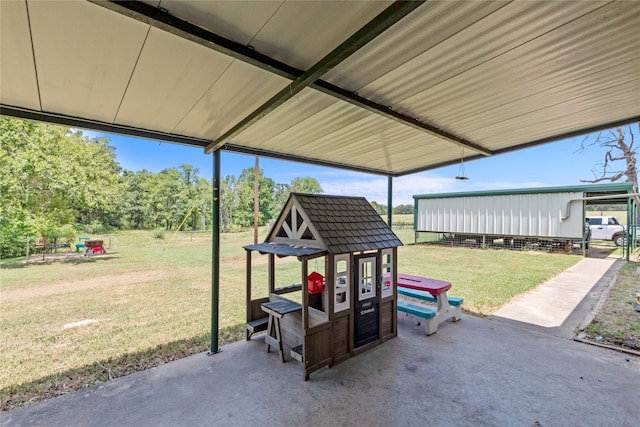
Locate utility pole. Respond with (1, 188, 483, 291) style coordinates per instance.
(254, 156, 259, 244)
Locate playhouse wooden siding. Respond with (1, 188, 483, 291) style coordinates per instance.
(244, 193, 402, 380)
(415, 190, 586, 239)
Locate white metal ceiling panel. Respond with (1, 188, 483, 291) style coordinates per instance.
(1, 0, 638, 176)
(359, 1, 606, 110)
(473, 80, 640, 150)
(333, 126, 461, 170)
(249, 0, 393, 70)
(0, 1, 40, 110)
(115, 27, 235, 133)
(291, 115, 406, 157)
(232, 87, 339, 145)
(322, 0, 508, 92)
(234, 89, 458, 174)
(413, 56, 640, 130)
(28, 1, 149, 122)
(325, 125, 446, 170)
(393, 1, 640, 143)
(444, 60, 640, 137)
(152, 0, 283, 46)
(173, 60, 289, 140)
(150, 0, 393, 71)
(243, 93, 373, 153)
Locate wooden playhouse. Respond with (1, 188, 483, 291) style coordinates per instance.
(244, 193, 403, 380)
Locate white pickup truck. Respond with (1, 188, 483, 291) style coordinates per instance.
(586, 216, 628, 246)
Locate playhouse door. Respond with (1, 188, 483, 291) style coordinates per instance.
(354, 253, 379, 348)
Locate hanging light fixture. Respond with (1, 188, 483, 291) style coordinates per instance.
(455, 147, 469, 180)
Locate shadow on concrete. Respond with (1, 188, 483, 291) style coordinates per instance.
(1, 324, 245, 412)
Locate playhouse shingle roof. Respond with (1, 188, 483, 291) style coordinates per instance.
(251, 193, 402, 257)
(290, 194, 402, 254)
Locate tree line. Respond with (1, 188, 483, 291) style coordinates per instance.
(0, 118, 328, 257)
(1, 118, 419, 258)
(6, 117, 632, 259)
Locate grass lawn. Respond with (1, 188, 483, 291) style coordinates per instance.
(1, 228, 582, 410)
(580, 258, 640, 352)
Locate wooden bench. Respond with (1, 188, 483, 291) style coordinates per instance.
(246, 297, 270, 340)
(246, 317, 269, 338)
(50, 243, 71, 251)
(34, 237, 49, 253)
(397, 287, 464, 307)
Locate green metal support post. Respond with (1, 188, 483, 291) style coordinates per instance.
(626, 193, 631, 261)
(209, 149, 221, 355)
(387, 176, 393, 228)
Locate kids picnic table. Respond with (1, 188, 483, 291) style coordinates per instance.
(84, 239, 107, 256)
(396, 273, 463, 335)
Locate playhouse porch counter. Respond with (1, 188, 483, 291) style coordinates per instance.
(261, 299, 303, 363)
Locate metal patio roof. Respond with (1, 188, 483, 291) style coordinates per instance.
(1, 0, 639, 177)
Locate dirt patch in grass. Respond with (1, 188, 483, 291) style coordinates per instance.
(579, 258, 640, 353)
(1, 270, 169, 303)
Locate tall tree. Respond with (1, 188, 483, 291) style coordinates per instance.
(235, 167, 275, 227)
(150, 168, 181, 230)
(394, 204, 413, 214)
(196, 177, 213, 231)
(176, 164, 201, 231)
(273, 176, 323, 212)
(0, 118, 122, 256)
(273, 183, 289, 216)
(121, 169, 154, 229)
(580, 125, 638, 218)
(370, 201, 387, 215)
(220, 175, 238, 232)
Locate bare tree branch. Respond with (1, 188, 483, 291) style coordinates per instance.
(579, 125, 639, 219)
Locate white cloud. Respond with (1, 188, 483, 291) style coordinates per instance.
(70, 128, 101, 139)
(319, 172, 458, 206)
(319, 171, 560, 207)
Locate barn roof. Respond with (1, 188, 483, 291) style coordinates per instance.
(247, 193, 402, 256)
(2, 1, 639, 176)
(414, 183, 635, 200)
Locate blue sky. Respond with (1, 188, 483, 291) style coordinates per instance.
(85, 124, 638, 206)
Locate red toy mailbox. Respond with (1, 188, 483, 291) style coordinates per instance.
(307, 272, 325, 294)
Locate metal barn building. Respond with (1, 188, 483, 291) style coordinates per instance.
(413, 183, 636, 254)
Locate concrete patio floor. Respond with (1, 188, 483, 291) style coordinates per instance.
(3, 255, 639, 427)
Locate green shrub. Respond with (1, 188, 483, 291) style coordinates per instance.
(56, 224, 77, 244)
(0, 207, 34, 258)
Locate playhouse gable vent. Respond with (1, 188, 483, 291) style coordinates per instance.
(265, 193, 402, 254)
(271, 200, 323, 248)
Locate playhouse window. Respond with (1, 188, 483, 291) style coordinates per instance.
(359, 258, 375, 299)
(334, 255, 350, 312)
(381, 249, 393, 298)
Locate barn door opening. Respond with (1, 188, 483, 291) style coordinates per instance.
(353, 253, 379, 348)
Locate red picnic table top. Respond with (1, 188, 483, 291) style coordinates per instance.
(397, 273, 451, 297)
